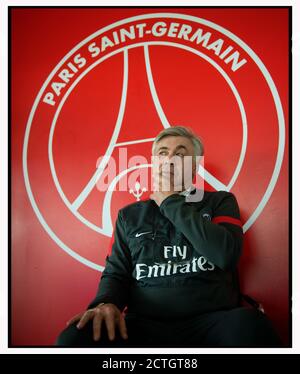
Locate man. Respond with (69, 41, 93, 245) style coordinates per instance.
(56, 126, 281, 347)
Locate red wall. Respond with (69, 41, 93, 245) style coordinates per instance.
(11, 7, 290, 346)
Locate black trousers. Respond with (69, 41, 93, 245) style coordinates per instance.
(56, 307, 282, 348)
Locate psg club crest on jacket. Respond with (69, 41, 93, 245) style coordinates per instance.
(202, 213, 211, 221)
(23, 12, 285, 271)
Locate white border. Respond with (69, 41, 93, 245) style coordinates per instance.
(2, 0, 297, 356)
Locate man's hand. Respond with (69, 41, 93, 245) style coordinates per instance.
(150, 171, 179, 206)
(150, 190, 178, 207)
(66, 303, 128, 342)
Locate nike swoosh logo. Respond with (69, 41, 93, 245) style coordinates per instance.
(135, 231, 152, 238)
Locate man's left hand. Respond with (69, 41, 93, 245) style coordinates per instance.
(150, 169, 181, 206)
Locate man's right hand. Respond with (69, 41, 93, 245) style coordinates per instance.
(66, 303, 128, 342)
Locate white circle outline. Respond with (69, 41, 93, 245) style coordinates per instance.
(23, 13, 285, 271)
(48, 41, 248, 235)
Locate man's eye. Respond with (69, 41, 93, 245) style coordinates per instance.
(159, 152, 167, 156)
(176, 153, 184, 158)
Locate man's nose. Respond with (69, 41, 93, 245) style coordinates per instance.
(163, 156, 174, 165)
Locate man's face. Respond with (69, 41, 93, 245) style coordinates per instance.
(152, 136, 197, 192)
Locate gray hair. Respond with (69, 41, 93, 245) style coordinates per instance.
(152, 126, 204, 157)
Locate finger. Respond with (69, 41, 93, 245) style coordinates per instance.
(77, 310, 93, 329)
(93, 309, 103, 341)
(104, 314, 116, 341)
(153, 183, 159, 192)
(160, 175, 171, 191)
(152, 172, 160, 181)
(152, 176, 159, 190)
(117, 315, 128, 340)
(151, 165, 160, 177)
(66, 312, 84, 326)
(152, 173, 161, 184)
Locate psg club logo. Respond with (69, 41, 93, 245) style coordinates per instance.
(23, 13, 285, 271)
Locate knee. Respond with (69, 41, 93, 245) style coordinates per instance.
(55, 323, 85, 347)
(225, 307, 282, 347)
(55, 321, 127, 347)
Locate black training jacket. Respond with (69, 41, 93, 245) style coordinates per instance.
(88, 190, 243, 319)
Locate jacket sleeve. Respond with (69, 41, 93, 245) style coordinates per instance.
(87, 210, 132, 311)
(159, 192, 243, 270)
